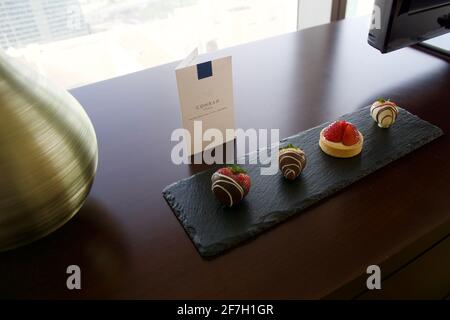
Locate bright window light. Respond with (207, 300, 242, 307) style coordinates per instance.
(345, 0, 375, 18)
(0, 0, 298, 88)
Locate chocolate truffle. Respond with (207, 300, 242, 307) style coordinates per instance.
(279, 144, 307, 180)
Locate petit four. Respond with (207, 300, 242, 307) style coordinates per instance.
(370, 98, 399, 128)
(211, 165, 251, 207)
(279, 144, 307, 180)
(319, 120, 364, 158)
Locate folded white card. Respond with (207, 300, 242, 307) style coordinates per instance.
(175, 49, 235, 156)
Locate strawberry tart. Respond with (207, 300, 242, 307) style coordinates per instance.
(319, 120, 364, 158)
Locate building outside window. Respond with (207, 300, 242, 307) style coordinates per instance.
(0, 0, 375, 89)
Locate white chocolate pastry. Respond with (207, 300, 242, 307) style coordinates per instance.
(370, 99, 399, 128)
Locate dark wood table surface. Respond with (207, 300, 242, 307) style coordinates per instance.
(1, 17, 449, 299)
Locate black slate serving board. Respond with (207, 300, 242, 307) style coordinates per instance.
(163, 106, 443, 257)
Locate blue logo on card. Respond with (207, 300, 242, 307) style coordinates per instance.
(196, 61, 213, 80)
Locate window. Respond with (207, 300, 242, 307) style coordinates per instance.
(345, 0, 375, 18)
(1, 0, 298, 88)
(1, 1, 367, 89)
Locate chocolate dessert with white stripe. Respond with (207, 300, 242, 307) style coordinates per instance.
(211, 166, 251, 207)
(279, 144, 307, 180)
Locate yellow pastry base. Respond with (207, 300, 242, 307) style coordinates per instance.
(319, 128, 364, 158)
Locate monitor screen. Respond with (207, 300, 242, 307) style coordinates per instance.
(368, 0, 450, 54)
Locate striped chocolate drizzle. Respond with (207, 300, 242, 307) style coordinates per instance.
(371, 102, 398, 128)
(279, 149, 306, 180)
(211, 172, 244, 207)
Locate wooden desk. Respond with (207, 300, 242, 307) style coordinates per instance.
(1, 17, 449, 299)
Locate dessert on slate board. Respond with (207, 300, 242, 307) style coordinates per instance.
(279, 144, 307, 180)
(370, 98, 399, 128)
(319, 120, 364, 158)
(211, 165, 251, 207)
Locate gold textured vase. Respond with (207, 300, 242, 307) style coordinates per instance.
(0, 50, 98, 251)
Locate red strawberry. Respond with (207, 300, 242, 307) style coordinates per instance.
(342, 123, 360, 146)
(217, 167, 233, 176)
(234, 174, 251, 196)
(324, 120, 346, 142)
(217, 165, 251, 196)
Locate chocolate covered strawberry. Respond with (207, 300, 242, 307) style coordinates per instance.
(370, 98, 399, 128)
(279, 144, 307, 180)
(211, 165, 251, 207)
